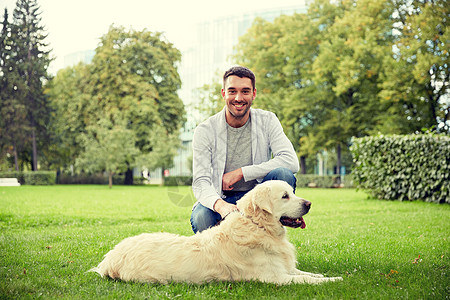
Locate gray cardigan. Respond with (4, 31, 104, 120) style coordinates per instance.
(192, 107, 299, 211)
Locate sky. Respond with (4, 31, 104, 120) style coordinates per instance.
(3, 0, 307, 73)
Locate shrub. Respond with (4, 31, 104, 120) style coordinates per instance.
(163, 176, 193, 186)
(350, 133, 450, 203)
(57, 173, 127, 185)
(23, 171, 56, 185)
(0, 171, 56, 185)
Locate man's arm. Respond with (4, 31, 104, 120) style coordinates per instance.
(242, 112, 299, 181)
(213, 198, 238, 218)
(222, 168, 243, 191)
(191, 123, 223, 211)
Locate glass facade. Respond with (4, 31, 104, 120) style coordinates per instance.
(63, 50, 95, 67)
(179, 4, 308, 129)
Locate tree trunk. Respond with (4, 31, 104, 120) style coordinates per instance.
(124, 168, 133, 185)
(13, 141, 19, 171)
(28, 44, 38, 171)
(161, 167, 165, 186)
(427, 82, 438, 131)
(31, 127, 38, 171)
(300, 156, 307, 174)
(336, 143, 341, 185)
(108, 172, 113, 189)
(56, 168, 61, 184)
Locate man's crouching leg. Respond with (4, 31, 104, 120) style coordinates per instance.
(262, 167, 297, 192)
(190, 203, 222, 234)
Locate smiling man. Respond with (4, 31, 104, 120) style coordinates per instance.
(190, 66, 299, 233)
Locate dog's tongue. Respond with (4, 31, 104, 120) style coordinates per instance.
(280, 216, 306, 229)
(299, 217, 306, 229)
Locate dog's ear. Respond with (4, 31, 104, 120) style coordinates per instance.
(252, 185, 273, 214)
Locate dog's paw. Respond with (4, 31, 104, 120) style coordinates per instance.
(308, 276, 343, 284)
(293, 270, 325, 278)
(327, 276, 343, 282)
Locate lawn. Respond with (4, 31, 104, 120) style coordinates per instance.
(0, 185, 448, 299)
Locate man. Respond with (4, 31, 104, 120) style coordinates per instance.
(190, 66, 299, 233)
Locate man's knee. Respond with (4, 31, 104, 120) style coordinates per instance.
(190, 203, 221, 234)
(263, 167, 297, 190)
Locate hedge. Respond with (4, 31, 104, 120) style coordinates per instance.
(350, 134, 450, 203)
(57, 173, 124, 185)
(0, 172, 149, 185)
(0, 171, 56, 185)
(163, 176, 193, 186)
(57, 173, 149, 185)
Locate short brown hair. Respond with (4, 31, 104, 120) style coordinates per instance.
(223, 66, 256, 90)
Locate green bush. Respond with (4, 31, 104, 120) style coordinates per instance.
(350, 133, 450, 203)
(296, 174, 354, 188)
(163, 176, 193, 186)
(132, 177, 148, 185)
(23, 171, 56, 185)
(57, 173, 128, 185)
(58, 173, 105, 184)
(0, 171, 56, 185)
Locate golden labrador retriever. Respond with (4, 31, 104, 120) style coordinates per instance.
(90, 180, 342, 284)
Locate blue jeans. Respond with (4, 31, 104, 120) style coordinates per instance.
(190, 167, 296, 233)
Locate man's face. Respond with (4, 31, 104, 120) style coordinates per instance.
(222, 75, 256, 126)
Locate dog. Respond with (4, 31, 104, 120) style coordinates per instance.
(90, 180, 343, 284)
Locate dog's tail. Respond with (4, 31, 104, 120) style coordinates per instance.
(87, 254, 120, 279)
(87, 258, 112, 277)
(87, 266, 104, 277)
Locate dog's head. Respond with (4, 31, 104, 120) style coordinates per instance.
(237, 180, 311, 230)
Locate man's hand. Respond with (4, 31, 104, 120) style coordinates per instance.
(214, 199, 239, 219)
(222, 168, 243, 191)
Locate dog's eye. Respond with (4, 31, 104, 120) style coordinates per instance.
(282, 192, 289, 199)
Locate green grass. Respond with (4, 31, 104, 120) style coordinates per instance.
(0, 185, 449, 299)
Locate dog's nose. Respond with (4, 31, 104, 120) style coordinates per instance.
(304, 201, 311, 212)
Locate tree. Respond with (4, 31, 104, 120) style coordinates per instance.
(13, 0, 52, 170)
(48, 26, 185, 184)
(45, 63, 90, 170)
(379, 0, 449, 133)
(87, 26, 185, 184)
(308, 0, 395, 178)
(194, 80, 223, 122)
(0, 0, 52, 171)
(0, 8, 28, 171)
(76, 118, 139, 188)
(234, 14, 322, 173)
(234, 0, 401, 177)
(234, 1, 347, 174)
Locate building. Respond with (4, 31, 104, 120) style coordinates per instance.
(63, 50, 95, 67)
(179, 3, 309, 126)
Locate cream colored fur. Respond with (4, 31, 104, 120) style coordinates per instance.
(90, 180, 343, 284)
